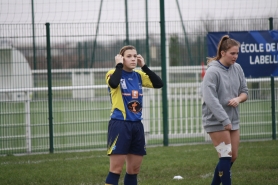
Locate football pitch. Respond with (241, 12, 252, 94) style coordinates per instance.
(0, 140, 277, 185)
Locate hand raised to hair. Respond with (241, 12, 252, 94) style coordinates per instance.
(115, 54, 123, 65)
(137, 54, 145, 67)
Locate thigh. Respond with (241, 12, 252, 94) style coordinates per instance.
(109, 154, 126, 174)
(230, 130, 240, 161)
(126, 154, 143, 174)
(129, 122, 146, 155)
(209, 130, 231, 147)
(107, 120, 131, 155)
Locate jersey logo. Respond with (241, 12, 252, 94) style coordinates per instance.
(127, 100, 142, 113)
(132, 90, 139, 99)
(138, 83, 142, 89)
(120, 79, 127, 89)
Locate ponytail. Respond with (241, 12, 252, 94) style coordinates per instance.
(207, 35, 240, 64)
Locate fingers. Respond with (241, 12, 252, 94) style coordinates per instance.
(228, 98, 239, 107)
(224, 124, 232, 130)
(228, 101, 238, 107)
(115, 54, 123, 64)
(137, 54, 145, 67)
(137, 54, 143, 60)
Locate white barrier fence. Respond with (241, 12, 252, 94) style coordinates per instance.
(0, 82, 203, 153)
(0, 67, 276, 154)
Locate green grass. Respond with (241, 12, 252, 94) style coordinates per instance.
(0, 140, 277, 185)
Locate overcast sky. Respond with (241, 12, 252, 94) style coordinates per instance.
(1, 0, 278, 24)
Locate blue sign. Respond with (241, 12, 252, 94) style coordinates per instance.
(207, 31, 278, 78)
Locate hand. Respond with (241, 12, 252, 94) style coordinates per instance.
(224, 124, 232, 130)
(115, 54, 123, 65)
(228, 97, 240, 107)
(137, 54, 145, 67)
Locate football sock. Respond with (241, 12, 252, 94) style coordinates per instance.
(124, 172, 137, 185)
(211, 163, 221, 185)
(105, 171, 120, 185)
(218, 157, 232, 185)
(211, 160, 234, 185)
(230, 162, 234, 183)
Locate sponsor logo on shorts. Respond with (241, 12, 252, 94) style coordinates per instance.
(107, 134, 119, 155)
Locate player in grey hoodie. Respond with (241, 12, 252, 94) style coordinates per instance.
(201, 35, 248, 185)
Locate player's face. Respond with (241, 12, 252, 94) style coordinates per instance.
(221, 46, 239, 66)
(123, 49, 137, 71)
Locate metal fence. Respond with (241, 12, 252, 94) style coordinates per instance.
(0, 18, 277, 155)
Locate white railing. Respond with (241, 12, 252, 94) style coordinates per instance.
(0, 85, 107, 153)
(0, 82, 202, 153)
(1, 67, 277, 154)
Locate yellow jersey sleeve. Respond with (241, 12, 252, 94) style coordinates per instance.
(134, 70, 154, 88)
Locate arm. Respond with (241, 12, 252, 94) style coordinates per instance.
(108, 54, 124, 88)
(137, 54, 163, 88)
(228, 65, 248, 107)
(141, 65, 163, 88)
(202, 70, 231, 126)
(228, 93, 248, 107)
(108, 63, 123, 88)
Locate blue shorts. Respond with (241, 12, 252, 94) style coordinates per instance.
(106, 119, 146, 156)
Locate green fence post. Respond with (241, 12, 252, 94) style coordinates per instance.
(125, 0, 129, 45)
(84, 42, 88, 68)
(45, 22, 54, 153)
(160, 0, 169, 146)
(90, 0, 103, 68)
(269, 17, 273, 30)
(271, 75, 276, 140)
(78, 42, 82, 68)
(175, 0, 193, 65)
(145, 0, 150, 66)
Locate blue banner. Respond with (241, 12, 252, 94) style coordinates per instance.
(207, 31, 278, 78)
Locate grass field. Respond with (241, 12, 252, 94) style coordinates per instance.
(0, 140, 277, 185)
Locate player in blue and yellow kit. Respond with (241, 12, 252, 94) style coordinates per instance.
(104, 45, 163, 185)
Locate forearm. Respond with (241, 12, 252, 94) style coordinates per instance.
(141, 65, 163, 88)
(108, 63, 123, 88)
(238, 93, 248, 103)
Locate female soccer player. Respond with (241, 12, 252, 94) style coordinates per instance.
(104, 45, 163, 185)
(201, 35, 248, 185)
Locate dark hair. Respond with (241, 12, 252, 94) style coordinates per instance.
(119, 45, 136, 56)
(207, 35, 240, 63)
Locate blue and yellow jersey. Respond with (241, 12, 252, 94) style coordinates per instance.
(105, 69, 154, 121)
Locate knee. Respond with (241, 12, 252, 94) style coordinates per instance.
(110, 166, 123, 175)
(111, 169, 122, 175)
(127, 165, 141, 174)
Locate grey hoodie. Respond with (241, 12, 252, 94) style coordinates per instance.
(201, 60, 248, 132)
